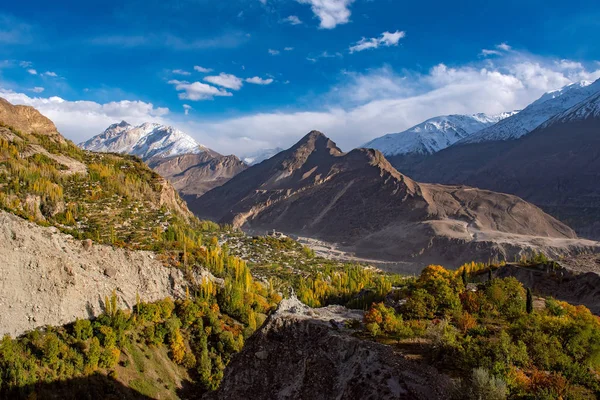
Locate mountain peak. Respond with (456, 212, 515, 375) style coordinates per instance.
(292, 130, 342, 153)
(362, 112, 512, 156)
(0, 97, 61, 139)
(80, 122, 212, 161)
(461, 79, 600, 144)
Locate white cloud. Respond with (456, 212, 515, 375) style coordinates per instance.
(172, 69, 191, 76)
(194, 65, 213, 73)
(349, 30, 406, 53)
(180, 53, 600, 155)
(43, 71, 58, 77)
(27, 69, 37, 75)
(183, 104, 192, 115)
(204, 73, 244, 90)
(246, 77, 274, 85)
(556, 59, 584, 70)
(497, 42, 512, 51)
(481, 42, 513, 57)
(480, 49, 502, 57)
(284, 47, 294, 51)
(3, 50, 600, 158)
(168, 79, 232, 101)
(297, 0, 354, 29)
(0, 89, 169, 143)
(283, 15, 303, 25)
(307, 51, 342, 62)
(29, 87, 44, 93)
(19, 61, 32, 68)
(268, 49, 280, 55)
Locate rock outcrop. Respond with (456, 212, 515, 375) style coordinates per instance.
(0, 211, 187, 337)
(0, 97, 61, 139)
(206, 297, 452, 400)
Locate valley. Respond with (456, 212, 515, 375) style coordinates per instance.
(2, 75, 600, 400)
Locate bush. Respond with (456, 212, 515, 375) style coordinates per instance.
(466, 368, 507, 400)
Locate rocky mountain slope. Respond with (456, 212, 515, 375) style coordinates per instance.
(190, 131, 598, 267)
(148, 152, 247, 198)
(206, 297, 452, 400)
(363, 112, 516, 157)
(0, 210, 187, 337)
(405, 87, 600, 239)
(0, 97, 62, 140)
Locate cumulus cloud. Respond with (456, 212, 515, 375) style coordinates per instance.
(283, 15, 303, 25)
(183, 104, 192, 115)
(172, 69, 191, 76)
(349, 30, 406, 53)
(29, 87, 44, 93)
(297, 0, 354, 29)
(204, 73, 244, 90)
(168, 79, 232, 100)
(43, 71, 58, 77)
(268, 49, 280, 55)
(246, 77, 274, 85)
(194, 65, 213, 73)
(284, 47, 294, 51)
(27, 68, 37, 75)
(0, 89, 169, 143)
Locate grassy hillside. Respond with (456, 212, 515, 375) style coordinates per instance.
(359, 264, 600, 399)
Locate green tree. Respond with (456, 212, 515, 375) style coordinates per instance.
(526, 288, 533, 314)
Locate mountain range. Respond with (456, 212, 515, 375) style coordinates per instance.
(372, 79, 600, 239)
(363, 112, 517, 156)
(188, 130, 597, 267)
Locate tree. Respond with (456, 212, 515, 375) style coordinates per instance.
(526, 288, 533, 314)
(462, 268, 468, 287)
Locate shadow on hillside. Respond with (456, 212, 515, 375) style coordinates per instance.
(1, 373, 153, 400)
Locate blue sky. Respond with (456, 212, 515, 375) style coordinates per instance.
(1, 0, 600, 155)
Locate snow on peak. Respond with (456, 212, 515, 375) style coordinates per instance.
(460, 79, 600, 144)
(242, 147, 284, 165)
(542, 91, 600, 127)
(361, 112, 516, 156)
(79, 122, 210, 160)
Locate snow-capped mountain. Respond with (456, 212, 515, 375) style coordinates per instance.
(241, 147, 284, 165)
(362, 112, 517, 156)
(80, 121, 212, 160)
(460, 79, 600, 144)
(542, 91, 600, 127)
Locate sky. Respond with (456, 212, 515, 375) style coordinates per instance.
(1, 0, 600, 156)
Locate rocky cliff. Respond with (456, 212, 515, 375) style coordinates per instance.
(206, 297, 452, 400)
(0, 210, 187, 337)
